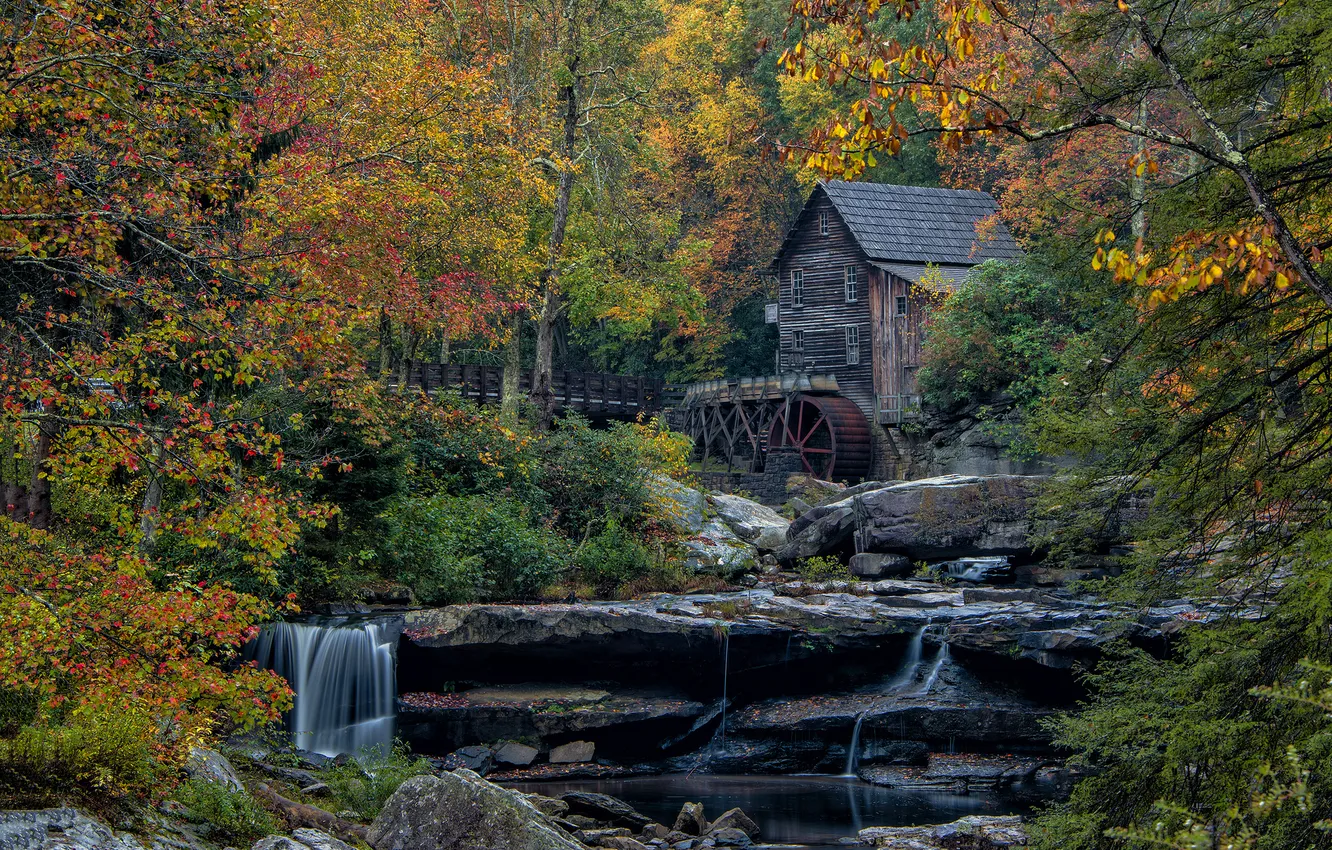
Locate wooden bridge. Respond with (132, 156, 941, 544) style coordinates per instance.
(380, 361, 685, 418)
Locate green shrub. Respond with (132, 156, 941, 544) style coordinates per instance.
(538, 415, 690, 536)
(918, 258, 1096, 410)
(172, 778, 277, 843)
(576, 516, 655, 595)
(403, 397, 542, 504)
(323, 747, 434, 820)
(383, 494, 570, 603)
(798, 555, 850, 581)
(0, 709, 161, 796)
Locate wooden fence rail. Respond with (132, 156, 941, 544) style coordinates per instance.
(373, 361, 683, 418)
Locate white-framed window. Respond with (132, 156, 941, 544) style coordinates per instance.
(845, 325, 860, 365)
(792, 329, 805, 351)
(895, 294, 908, 316)
(845, 265, 858, 303)
(819, 210, 829, 236)
(791, 269, 804, 307)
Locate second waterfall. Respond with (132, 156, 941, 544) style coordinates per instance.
(246, 619, 398, 757)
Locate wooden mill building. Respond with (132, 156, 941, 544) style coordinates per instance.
(770, 181, 1021, 425)
(678, 181, 1020, 482)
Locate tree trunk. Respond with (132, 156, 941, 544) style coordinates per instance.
(1129, 100, 1147, 241)
(501, 312, 522, 421)
(139, 439, 167, 552)
(531, 0, 580, 430)
(439, 333, 450, 364)
(398, 327, 419, 390)
(378, 309, 394, 382)
(5, 483, 26, 523)
(28, 421, 60, 530)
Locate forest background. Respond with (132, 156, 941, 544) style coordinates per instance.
(4, 0, 1332, 847)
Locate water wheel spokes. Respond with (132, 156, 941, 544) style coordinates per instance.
(768, 394, 872, 482)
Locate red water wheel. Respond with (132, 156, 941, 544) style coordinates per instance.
(768, 394, 872, 481)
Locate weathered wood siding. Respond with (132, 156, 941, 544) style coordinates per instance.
(776, 193, 876, 417)
(868, 272, 930, 419)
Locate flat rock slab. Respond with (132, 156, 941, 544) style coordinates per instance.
(403, 588, 1204, 672)
(857, 815, 1026, 848)
(550, 741, 595, 763)
(859, 754, 1048, 791)
(561, 792, 652, 829)
(465, 685, 612, 705)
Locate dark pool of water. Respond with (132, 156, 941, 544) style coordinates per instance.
(505, 774, 1026, 847)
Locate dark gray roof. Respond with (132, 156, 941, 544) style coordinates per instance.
(872, 261, 975, 291)
(820, 181, 1021, 265)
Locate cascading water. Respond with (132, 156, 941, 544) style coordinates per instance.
(914, 643, 950, 697)
(246, 619, 397, 757)
(879, 625, 926, 694)
(844, 625, 928, 777)
(942, 556, 1010, 583)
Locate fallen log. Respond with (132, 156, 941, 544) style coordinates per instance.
(250, 782, 369, 843)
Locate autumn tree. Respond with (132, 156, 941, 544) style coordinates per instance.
(779, 0, 1331, 305)
(0, 0, 315, 789)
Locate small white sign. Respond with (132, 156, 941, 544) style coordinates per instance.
(765, 302, 779, 324)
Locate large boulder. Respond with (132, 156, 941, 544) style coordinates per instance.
(707, 809, 759, 839)
(186, 747, 245, 792)
(854, 475, 1045, 560)
(671, 802, 707, 836)
(494, 741, 539, 766)
(0, 809, 143, 850)
(648, 475, 705, 533)
(680, 520, 757, 577)
(774, 499, 856, 562)
(707, 494, 790, 552)
(560, 792, 652, 830)
(366, 771, 584, 850)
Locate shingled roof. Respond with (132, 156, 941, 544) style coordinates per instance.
(775, 181, 1022, 268)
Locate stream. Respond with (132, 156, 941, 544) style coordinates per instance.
(504, 774, 1030, 848)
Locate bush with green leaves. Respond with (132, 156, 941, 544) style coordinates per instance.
(171, 779, 277, 843)
(918, 258, 1100, 410)
(576, 516, 656, 595)
(0, 707, 161, 797)
(537, 414, 690, 536)
(382, 494, 570, 603)
(322, 747, 435, 820)
(798, 555, 850, 581)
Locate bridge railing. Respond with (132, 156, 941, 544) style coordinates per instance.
(373, 361, 675, 417)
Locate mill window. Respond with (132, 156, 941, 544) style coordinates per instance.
(819, 210, 829, 237)
(792, 329, 805, 351)
(845, 265, 858, 303)
(792, 269, 804, 307)
(845, 325, 860, 365)
(895, 295, 908, 316)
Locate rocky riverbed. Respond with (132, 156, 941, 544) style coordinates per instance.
(0, 749, 1031, 850)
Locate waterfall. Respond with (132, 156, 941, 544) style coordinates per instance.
(844, 625, 928, 776)
(246, 619, 397, 757)
(915, 643, 950, 697)
(843, 713, 868, 777)
(880, 624, 926, 693)
(942, 556, 1009, 582)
